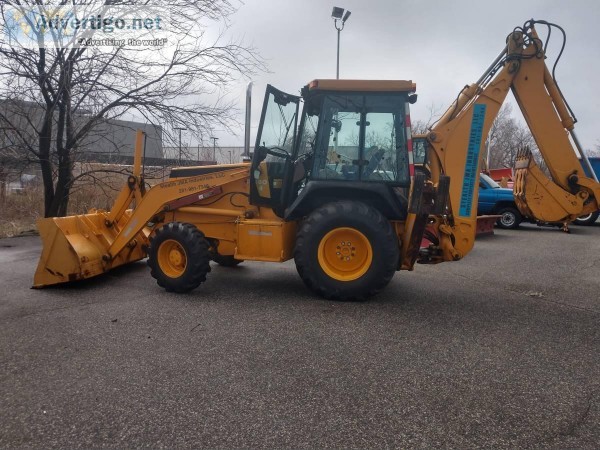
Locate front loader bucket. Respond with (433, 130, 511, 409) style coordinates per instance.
(33, 210, 149, 288)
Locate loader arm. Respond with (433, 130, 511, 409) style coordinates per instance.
(33, 129, 251, 288)
(104, 167, 250, 261)
(417, 20, 600, 264)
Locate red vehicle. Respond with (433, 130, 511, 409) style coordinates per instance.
(485, 168, 514, 189)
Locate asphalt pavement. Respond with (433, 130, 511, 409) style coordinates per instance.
(1, 222, 599, 448)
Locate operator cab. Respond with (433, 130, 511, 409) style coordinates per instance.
(250, 80, 417, 218)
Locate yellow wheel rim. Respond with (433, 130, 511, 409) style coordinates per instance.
(157, 239, 187, 278)
(317, 227, 373, 281)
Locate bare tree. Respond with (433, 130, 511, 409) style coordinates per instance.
(487, 104, 536, 169)
(199, 145, 214, 162)
(411, 102, 443, 136)
(589, 143, 600, 157)
(0, 1, 263, 217)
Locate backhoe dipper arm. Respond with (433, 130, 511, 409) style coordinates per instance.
(422, 20, 600, 263)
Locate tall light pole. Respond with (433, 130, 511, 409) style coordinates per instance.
(174, 127, 186, 164)
(211, 136, 219, 163)
(332, 7, 351, 79)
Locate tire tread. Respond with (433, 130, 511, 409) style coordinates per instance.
(147, 222, 211, 293)
(294, 201, 398, 301)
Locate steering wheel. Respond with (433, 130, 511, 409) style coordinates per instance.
(295, 149, 313, 165)
(265, 146, 290, 159)
(363, 147, 385, 178)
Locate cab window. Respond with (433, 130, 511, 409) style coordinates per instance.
(311, 93, 410, 185)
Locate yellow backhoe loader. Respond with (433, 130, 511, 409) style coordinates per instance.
(33, 19, 600, 300)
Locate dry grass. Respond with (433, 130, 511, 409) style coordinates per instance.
(0, 183, 121, 238)
(0, 185, 43, 238)
(0, 163, 168, 239)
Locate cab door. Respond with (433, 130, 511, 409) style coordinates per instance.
(250, 85, 300, 213)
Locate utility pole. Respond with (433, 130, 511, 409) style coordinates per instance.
(331, 7, 351, 156)
(174, 127, 186, 164)
(211, 137, 219, 163)
(331, 7, 351, 79)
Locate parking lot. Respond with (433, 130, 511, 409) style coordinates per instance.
(1, 223, 599, 448)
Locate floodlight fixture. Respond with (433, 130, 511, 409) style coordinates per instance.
(331, 7, 344, 19)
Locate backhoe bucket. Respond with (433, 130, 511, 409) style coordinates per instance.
(33, 210, 149, 288)
(513, 147, 584, 223)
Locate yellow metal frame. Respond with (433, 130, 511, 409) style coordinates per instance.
(34, 131, 297, 287)
(34, 22, 600, 289)
(307, 79, 416, 93)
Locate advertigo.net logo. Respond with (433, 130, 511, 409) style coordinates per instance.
(3, 1, 170, 49)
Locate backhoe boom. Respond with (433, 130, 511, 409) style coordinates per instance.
(419, 20, 600, 264)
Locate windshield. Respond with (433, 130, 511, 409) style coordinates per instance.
(480, 173, 501, 188)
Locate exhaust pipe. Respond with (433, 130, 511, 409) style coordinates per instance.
(243, 81, 253, 162)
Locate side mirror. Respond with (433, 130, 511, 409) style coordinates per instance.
(408, 94, 418, 104)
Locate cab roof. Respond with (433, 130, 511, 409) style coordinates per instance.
(306, 79, 416, 93)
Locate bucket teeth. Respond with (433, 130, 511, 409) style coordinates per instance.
(513, 146, 534, 218)
(515, 146, 532, 166)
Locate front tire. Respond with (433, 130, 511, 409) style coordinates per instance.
(147, 222, 211, 293)
(294, 201, 399, 301)
(573, 211, 599, 226)
(496, 206, 522, 229)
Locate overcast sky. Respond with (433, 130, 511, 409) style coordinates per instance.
(207, 0, 600, 153)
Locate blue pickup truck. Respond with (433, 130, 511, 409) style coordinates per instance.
(413, 137, 524, 229)
(478, 173, 523, 229)
(479, 158, 600, 227)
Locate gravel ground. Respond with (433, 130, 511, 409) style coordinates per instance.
(1, 222, 599, 448)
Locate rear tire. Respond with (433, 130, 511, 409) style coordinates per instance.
(496, 206, 522, 229)
(147, 222, 211, 293)
(294, 201, 399, 301)
(573, 211, 599, 226)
